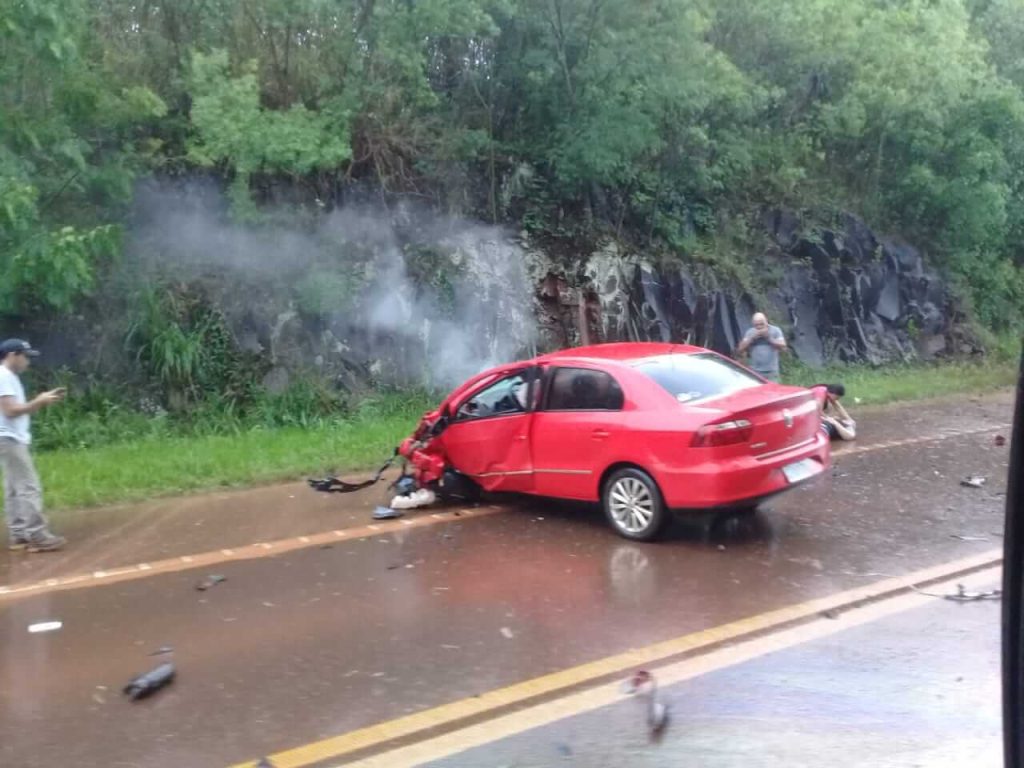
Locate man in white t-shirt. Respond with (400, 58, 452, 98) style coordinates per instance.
(0, 339, 67, 552)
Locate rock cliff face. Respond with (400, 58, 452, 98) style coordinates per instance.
(532, 211, 978, 367)
(12, 198, 980, 392)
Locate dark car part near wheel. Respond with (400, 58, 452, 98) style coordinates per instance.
(437, 468, 482, 503)
(602, 467, 668, 541)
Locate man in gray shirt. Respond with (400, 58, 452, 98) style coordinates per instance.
(736, 312, 787, 382)
(0, 339, 66, 552)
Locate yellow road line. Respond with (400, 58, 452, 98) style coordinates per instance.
(0, 506, 501, 602)
(349, 564, 1002, 768)
(227, 549, 1001, 768)
(0, 421, 1008, 603)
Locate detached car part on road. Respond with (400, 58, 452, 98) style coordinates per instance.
(399, 342, 831, 541)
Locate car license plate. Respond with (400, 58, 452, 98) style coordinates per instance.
(782, 458, 818, 484)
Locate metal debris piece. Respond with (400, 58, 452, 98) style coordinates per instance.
(950, 534, 989, 542)
(623, 670, 670, 737)
(123, 662, 176, 701)
(196, 574, 227, 591)
(148, 646, 174, 656)
(960, 476, 986, 488)
(27, 621, 62, 634)
(372, 506, 403, 520)
(911, 583, 1002, 602)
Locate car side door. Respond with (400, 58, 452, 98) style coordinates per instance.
(529, 365, 628, 501)
(437, 368, 539, 492)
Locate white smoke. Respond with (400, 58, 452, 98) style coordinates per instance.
(122, 180, 537, 389)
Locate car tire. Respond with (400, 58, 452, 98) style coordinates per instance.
(602, 468, 668, 541)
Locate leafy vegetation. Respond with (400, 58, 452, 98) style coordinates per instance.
(1, 0, 1023, 467)
(34, 389, 437, 510)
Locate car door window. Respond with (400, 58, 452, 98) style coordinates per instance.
(544, 368, 624, 411)
(455, 373, 529, 421)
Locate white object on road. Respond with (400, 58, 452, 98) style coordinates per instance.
(390, 488, 437, 510)
(28, 621, 62, 634)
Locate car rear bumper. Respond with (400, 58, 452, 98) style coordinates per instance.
(656, 432, 831, 509)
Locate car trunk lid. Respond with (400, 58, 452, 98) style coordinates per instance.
(691, 387, 819, 456)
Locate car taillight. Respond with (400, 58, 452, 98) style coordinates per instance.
(691, 419, 753, 448)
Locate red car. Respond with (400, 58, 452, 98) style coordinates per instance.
(399, 342, 830, 540)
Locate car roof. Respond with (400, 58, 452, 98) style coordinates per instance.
(533, 342, 704, 366)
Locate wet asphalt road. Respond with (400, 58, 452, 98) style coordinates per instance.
(0, 392, 1013, 768)
(426, 579, 1003, 768)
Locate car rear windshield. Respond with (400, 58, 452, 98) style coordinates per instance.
(633, 353, 763, 403)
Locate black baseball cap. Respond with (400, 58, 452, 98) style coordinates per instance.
(0, 339, 40, 358)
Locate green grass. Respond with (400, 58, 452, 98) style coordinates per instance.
(782, 358, 1019, 405)
(24, 355, 1023, 513)
(36, 392, 434, 512)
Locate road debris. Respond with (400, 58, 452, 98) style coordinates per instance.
(27, 621, 62, 634)
(308, 452, 399, 494)
(950, 534, 989, 542)
(195, 574, 227, 591)
(123, 662, 176, 701)
(148, 646, 174, 656)
(622, 670, 670, 737)
(391, 488, 437, 510)
(372, 506, 403, 520)
(500, 627, 515, 639)
(911, 583, 1002, 602)
(995, 435, 1007, 447)
(256, 758, 276, 768)
(820, 609, 840, 620)
(960, 475, 986, 488)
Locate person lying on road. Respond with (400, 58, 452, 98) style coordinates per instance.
(813, 383, 856, 441)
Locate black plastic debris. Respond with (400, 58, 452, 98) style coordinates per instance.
(996, 435, 1007, 447)
(961, 475, 987, 488)
(372, 506, 403, 521)
(196, 574, 227, 591)
(308, 452, 398, 494)
(123, 662, 176, 701)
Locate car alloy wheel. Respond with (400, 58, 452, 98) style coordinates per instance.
(602, 468, 668, 541)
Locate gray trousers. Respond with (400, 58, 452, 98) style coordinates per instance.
(0, 438, 48, 540)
